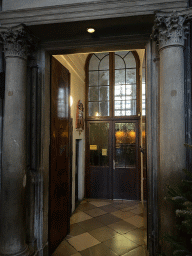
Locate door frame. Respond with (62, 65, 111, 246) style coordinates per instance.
(38, 37, 159, 255)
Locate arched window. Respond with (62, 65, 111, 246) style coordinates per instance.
(86, 51, 139, 118)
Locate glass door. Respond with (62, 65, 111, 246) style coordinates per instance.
(113, 121, 140, 200)
(87, 122, 112, 198)
(86, 121, 140, 200)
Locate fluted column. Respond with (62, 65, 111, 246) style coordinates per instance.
(0, 25, 37, 256)
(152, 12, 189, 253)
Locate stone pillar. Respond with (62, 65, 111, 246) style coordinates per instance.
(0, 25, 37, 256)
(152, 12, 188, 254)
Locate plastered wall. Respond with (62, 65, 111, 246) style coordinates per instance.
(54, 53, 88, 213)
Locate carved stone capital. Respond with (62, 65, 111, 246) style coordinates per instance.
(152, 12, 189, 50)
(0, 24, 38, 60)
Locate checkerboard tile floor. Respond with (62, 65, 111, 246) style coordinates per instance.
(53, 199, 147, 256)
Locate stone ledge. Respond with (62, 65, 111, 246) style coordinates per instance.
(0, 0, 188, 27)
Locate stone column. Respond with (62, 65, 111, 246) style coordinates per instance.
(0, 25, 37, 256)
(152, 12, 188, 253)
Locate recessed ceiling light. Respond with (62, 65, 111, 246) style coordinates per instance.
(87, 28, 95, 33)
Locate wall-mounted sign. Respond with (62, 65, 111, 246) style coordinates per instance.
(102, 149, 107, 156)
(76, 100, 84, 133)
(90, 145, 97, 150)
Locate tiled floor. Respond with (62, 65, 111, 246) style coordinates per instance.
(53, 199, 147, 256)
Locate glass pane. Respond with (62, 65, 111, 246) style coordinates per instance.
(89, 102, 99, 116)
(97, 52, 108, 61)
(115, 51, 127, 58)
(115, 123, 136, 168)
(126, 69, 136, 84)
(114, 101, 125, 110)
(142, 55, 145, 68)
(89, 123, 109, 166)
(142, 65, 146, 116)
(142, 68, 145, 84)
(124, 52, 136, 68)
(89, 54, 100, 70)
(115, 54, 125, 69)
(142, 122, 146, 167)
(89, 71, 98, 86)
(99, 54, 109, 70)
(115, 85, 126, 98)
(99, 71, 109, 86)
(115, 69, 125, 85)
(99, 86, 109, 101)
(99, 101, 109, 116)
(126, 84, 136, 98)
(89, 87, 99, 101)
(57, 87, 68, 118)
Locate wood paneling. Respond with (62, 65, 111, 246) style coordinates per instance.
(49, 56, 70, 254)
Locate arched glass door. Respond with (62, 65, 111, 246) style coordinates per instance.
(86, 51, 140, 200)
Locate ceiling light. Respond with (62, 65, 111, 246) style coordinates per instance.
(87, 28, 95, 33)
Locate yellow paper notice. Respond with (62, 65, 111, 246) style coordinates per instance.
(90, 145, 97, 150)
(102, 149, 107, 156)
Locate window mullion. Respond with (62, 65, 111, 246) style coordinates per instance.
(109, 52, 114, 118)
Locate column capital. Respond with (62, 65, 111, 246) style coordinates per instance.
(0, 24, 38, 60)
(151, 12, 189, 51)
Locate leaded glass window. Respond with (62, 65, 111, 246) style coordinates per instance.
(114, 51, 136, 116)
(142, 56, 146, 116)
(88, 53, 110, 117)
(87, 51, 139, 118)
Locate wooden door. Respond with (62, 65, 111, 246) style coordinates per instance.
(49, 56, 70, 254)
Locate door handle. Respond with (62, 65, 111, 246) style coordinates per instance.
(113, 159, 115, 169)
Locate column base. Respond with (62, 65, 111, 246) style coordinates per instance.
(0, 246, 29, 256)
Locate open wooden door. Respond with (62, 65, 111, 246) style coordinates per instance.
(49, 56, 71, 254)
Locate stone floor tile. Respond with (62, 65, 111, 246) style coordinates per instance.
(67, 232, 100, 251)
(78, 218, 104, 232)
(80, 243, 118, 256)
(89, 226, 120, 242)
(52, 240, 77, 256)
(99, 204, 118, 213)
(130, 205, 143, 215)
(124, 215, 144, 228)
(108, 220, 137, 234)
(94, 213, 121, 225)
(70, 211, 92, 225)
(111, 210, 135, 219)
(123, 228, 145, 245)
(68, 223, 86, 237)
(77, 202, 97, 211)
(84, 208, 107, 217)
(121, 245, 146, 256)
(103, 234, 138, 255)
(89, 201, 112, 207)
(121, 206, 137, 212)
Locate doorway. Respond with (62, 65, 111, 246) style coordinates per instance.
(87, 120, 140, 200)
(85, 50, 143, 201)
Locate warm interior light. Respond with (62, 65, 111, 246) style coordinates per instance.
(87, 28, 95, 33)
(70, 96, 73, 107)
